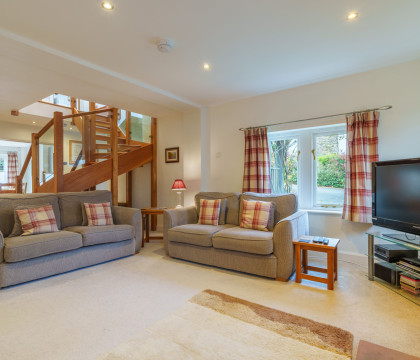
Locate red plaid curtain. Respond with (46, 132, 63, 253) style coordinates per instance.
(242, 127, 271, 193)
(7, 152, 18, 183)
(342, 111, 379, 223)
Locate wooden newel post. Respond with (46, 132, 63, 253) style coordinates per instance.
(111, 108, 119, 205)
(31, 133, 39, 193)
(53, 111, 64, 192)
(151, 117, 157, 230)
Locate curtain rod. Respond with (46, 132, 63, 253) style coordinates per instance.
(238, 105, 392, 131)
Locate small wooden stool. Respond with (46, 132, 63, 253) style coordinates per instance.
(293, 236, 340, 290)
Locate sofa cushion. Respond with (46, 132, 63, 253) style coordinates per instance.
(4, 231, 83, 263)
(16, 205, 59, 236)
(58, 191, 112, 228)
(1, 193, 62, 237)
(64, 224, 134, 246)
(240, 193, 297, 230)
(195, 192, 241, 225)
(83, 202, 114, 226)
(198, 199, 221, 226)
(168, 224, 235, 247)
(212, 227, 273, 255)
(240, 199, 273, 232)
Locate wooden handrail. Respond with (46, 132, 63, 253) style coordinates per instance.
(62, 108, 114, 119)
(38, 100, 73, 110)
(35, 119, 54, 139)
(16, 145, 32, 182)
(70, 150, 83, 172)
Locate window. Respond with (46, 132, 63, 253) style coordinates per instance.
(269, 136, 298, 195)
(0, 154, 7, 183)
(268, 124, 347, 210)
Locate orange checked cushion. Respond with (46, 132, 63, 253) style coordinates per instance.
(240, 199, 272, 232)
(16, 205, 59, 236)
(198, 199, 221, 226)
(84, 202, 114, 226)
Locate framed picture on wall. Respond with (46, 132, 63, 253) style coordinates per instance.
(165, 147, 179, 163)
(69, 140, 83, 164)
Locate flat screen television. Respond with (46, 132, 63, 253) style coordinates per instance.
(372, 158, 420, 242)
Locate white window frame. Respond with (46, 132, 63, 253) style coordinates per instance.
(268, 124, 346, 211)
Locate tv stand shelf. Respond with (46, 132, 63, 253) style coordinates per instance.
(366, 231, 420, 306)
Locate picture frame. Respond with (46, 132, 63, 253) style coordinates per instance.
(69, 140, 83, 164)
(165, 147, 179, 163)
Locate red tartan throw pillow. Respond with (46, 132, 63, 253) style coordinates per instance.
(15, 205, 59, 236)
(240, 199, 272, 232)
(198, 199, 221, 226)
(84, 202, 114, 226)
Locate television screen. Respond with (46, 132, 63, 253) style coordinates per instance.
(375, 162, 420, 225)
(373, 159, 420, 236)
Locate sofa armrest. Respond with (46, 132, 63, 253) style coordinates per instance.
(273, 211, 309, 280)
(112, 206, 142, 253)
(0, 231, 4, 263)
(163, 206, 198, 255)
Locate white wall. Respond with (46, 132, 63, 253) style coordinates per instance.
(207, 59, 420, 255)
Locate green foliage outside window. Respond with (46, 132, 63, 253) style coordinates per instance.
(0, 158, 4, 172)
(317, 154, 346, 188)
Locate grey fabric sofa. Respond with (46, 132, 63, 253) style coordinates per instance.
(0, 190, 141, 288)
(163, 192, 309, 281)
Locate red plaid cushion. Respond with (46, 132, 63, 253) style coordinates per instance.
(240, 199, 272, 231)
(16, 205, 59, 236)
(198, 199, 221, 226)
(84, 202, 114, 226)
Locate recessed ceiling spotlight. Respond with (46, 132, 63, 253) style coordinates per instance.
(347, 12, 358, 21)
(69, 127, 73, 130)
(203, 63, 211, 71)
(32, 121, 36, 124)
(101, 1, 114, 10)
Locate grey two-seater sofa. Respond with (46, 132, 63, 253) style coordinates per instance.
(164, 192, 309, 281)
(0, 190, 141, 288)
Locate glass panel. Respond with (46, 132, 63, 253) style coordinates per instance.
(130, 113, 152, 143)
(269, 138, 298, 194)
(38, 125, 55, 187)
(315, 133, 346, 208)
(78, 99, 89, 112)
(119, 110, 127, 136)
(63, 118, 84, 175)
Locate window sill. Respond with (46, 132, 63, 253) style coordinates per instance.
(299, 208, 343, 216)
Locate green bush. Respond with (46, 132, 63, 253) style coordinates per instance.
(317, 154, 346, 188)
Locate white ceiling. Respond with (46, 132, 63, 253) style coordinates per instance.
(1, 0, 420, 122)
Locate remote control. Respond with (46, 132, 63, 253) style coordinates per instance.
(299, 239, 310, 243)
(323, 238, 329, 245)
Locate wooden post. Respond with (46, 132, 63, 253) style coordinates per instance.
(89, 102, 96, 190)
(151, 117, 157, 230)
(31, 133, 39, 193)
(126, 111, 132, 207)
(82, 114, 90, 166)
(53, 111, 64, 192)
(111, 108, 119, 205)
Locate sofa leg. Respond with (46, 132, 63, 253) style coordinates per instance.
(275, 277, 288, 282)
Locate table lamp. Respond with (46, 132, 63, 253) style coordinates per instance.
(172, 179, 186, 208)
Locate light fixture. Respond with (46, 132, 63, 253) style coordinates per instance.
(203, 63, 211, 71)
(172, 179, 186, 208)
(347, 12, 358, 20)
(69, 127, 73, 130)
(32, 121, 36, 124)
(156, 38, 174, 53)
(101, 1, 114, 10)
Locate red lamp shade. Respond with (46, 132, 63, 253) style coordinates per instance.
(172, 179, 186, 190)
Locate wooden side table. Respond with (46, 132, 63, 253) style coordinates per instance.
(141, 207, 172, 247)
(293, 236, 340, 290)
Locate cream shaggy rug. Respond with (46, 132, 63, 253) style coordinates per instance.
(97, 289, 353, 360)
